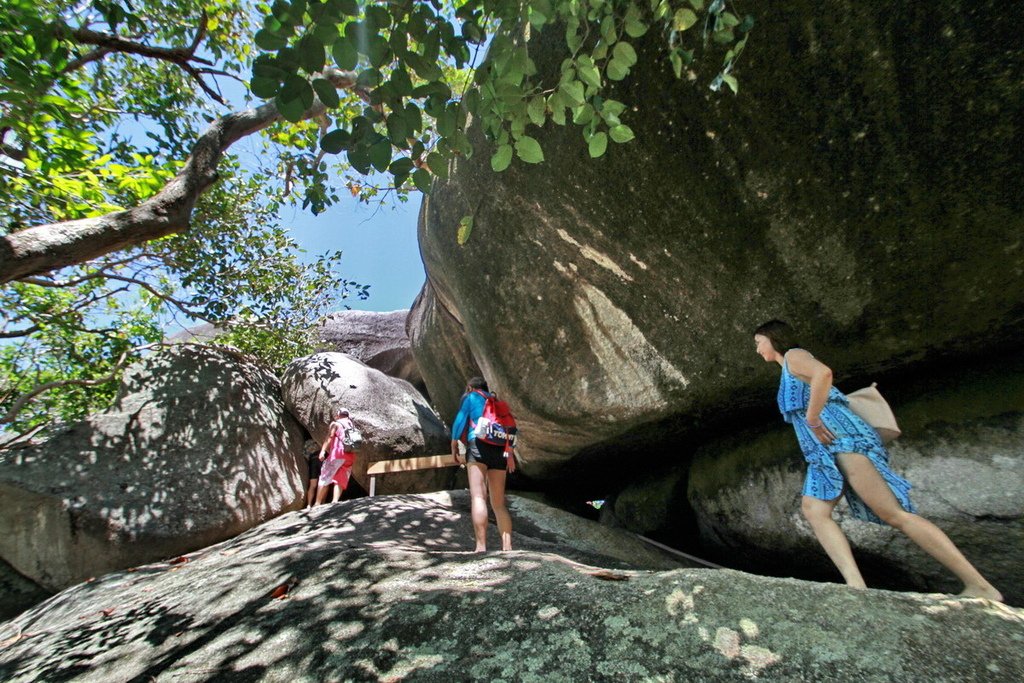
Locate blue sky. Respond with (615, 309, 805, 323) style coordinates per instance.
(281, 192, 426, 313)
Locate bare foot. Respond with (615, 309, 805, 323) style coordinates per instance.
(959, 584, 1003, 602)
(474, 546, 487, 553)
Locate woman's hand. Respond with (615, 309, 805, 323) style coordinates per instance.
(451, 440, 463, 464)
(807, 418, 836, 446)
(506, 448, 516, 473)
(318, 451, 326, 462)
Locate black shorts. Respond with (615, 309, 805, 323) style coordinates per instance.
(467, 439, 507, 470)
(307, 452, 322, 480)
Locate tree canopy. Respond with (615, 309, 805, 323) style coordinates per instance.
(0, 0, 749, 444)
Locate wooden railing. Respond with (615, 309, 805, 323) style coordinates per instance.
(364, 453, 460, 496)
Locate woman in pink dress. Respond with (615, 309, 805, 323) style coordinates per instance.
(315, 408, 358, 505)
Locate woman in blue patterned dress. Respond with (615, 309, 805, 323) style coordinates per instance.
(754, 320, 1002, 601)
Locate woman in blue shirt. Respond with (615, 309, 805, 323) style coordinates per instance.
(451, 376, 515, 551)
(754, 320, 1001, 601)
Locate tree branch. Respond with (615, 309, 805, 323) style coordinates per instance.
(0, 69, 362, 285)
(0, 342, 160, 426)
(0, 325, 40, 339)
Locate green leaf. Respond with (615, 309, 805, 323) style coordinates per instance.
(333, 0, 360, 16)
(457, 215, 474, 245)
(389, 158, 415, 176)
(320, 128, 351, 153)
(276, 94, 307, 122)
(673, 8, 699, 31)
(298, 34, 326, 73)
(669, 51, 683, 79)
(738, 15, 756, 33)
(413, 168, 432, 193)
(606, 59, 630, 81)
(527, 96, 547, 127)
(560, 80, 585, 105)
(722, 74, 739, 95)
(572, 104, 594, 125)
(720, 12, 740, 28)
(366, 34, 391, 67)
(426, 152, 447, 179)
(491, 144, 513, 172)
(347, 146, 372, 174)
(515, 136, 544, 163)
(369, 139, 392, 172)
(624, 5, 649, 37)
(312, 78, 340, 108)
(386, 113, 410, 147)
(251, 76, 281, 99)
(577, 58, 602, 88)
(601, 16, 617, 43)
(609, 124, 635, 143)
(566, 18, 583, 53)
(255, 29, 288, 51)
(365, 5, 390, 31)
(332, 40, 357, 70)
(612, 42, 638, 67)
(588, 131, 608, 158)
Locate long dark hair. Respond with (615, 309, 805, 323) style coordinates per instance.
(754, 319, 800, 354)
(467, 376, 489, 392)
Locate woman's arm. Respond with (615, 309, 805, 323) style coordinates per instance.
(786, 350, 836, 445)
(319, 422, 338, 460)
(450, 396, 472, 462)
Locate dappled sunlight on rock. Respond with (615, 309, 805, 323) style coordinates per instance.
(1, 493, 1022, 681)
(0, 346, 305, 596)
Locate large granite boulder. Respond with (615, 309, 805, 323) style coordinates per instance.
(1, 492, 1021, 682)
(407, 280, 482, 426)
(686, 356, 1024, 605)
(281, 352, 451, 494)
(0, 346, 305, 594)
(315, 309, 424, 391)
(415, 1, 1024, 477)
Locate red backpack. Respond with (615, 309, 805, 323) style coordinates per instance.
(472, 390, 518, 449)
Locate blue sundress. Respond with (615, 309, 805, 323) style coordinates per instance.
(777, 351, 915, 524)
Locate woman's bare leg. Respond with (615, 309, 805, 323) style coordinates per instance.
(306, 479, 318, 508)
(486, 468, 513, 551)
(801, 494, 866, 588)
(837, 452, 1002, 601)
(315, 483, 329, 506)
(467, 463, 489, 552)
(331, 483, 342, 503)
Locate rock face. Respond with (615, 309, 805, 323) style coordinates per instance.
(0, 346, 305, 593)
(315, 309, 424, 392)
(0, 559, 48, 623)
(414, 1, 1024, 477)
(406, 281, 482, 426)
(281, 352, 451, 494)
(1, 492, 1021, 682)
(686, 358, 1024, 605)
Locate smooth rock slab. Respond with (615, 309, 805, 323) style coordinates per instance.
(281, 352, 451, 494)
(0, 346, 305, 593)
(315, 309, 424, 392)
(0, 493, 1021, 682)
